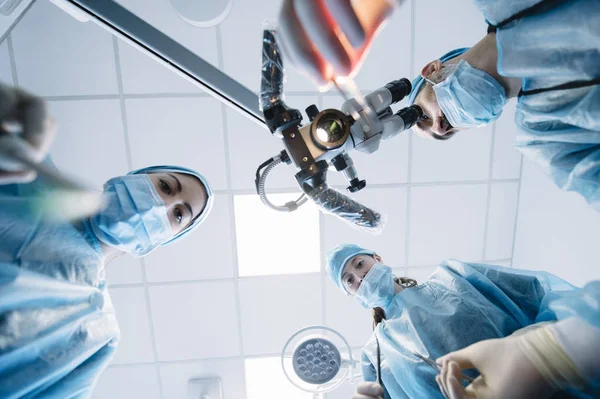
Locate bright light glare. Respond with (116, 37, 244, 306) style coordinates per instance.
(245, 357, 313, 399)
(234, 194, 320, 277)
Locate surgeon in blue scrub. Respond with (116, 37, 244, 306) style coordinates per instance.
(278, 0, 600, 212)
(0, 83, 214, 398)
(326, 244, 584, 399)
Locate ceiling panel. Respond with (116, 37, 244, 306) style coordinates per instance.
(414, 0, 487, 75)
(484, 182, 519, 260)
(238, 274, 323, 356)
(149, 281, 241, 361)
(411, 125, 493, 183)
(47, 99, 130, 189)
(11, 0, 118, 96)
(408, 184, 488, 266)
(492, 99, 522, 179)
(105, 256, 143, 286)
(513, 160, 600, 286)
(110, 287, 156, 365)
(125, 97, 229, 190)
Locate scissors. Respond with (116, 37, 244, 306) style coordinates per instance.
(413, 351, 474, 384)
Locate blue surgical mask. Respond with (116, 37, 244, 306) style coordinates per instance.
(354, 263, 396, 309)
(90, 174, 172, 257)
(430, 60, 507, 128)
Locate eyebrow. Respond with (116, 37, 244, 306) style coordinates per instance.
(169, 173, 195, 220)
(168, 173, 182, 193)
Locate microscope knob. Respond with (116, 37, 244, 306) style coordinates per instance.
(306, 104, 320, 122)
(347, 178, 366, 193)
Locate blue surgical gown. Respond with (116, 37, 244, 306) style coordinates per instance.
(360, 260, 577, 399)
(475, 0, 600, 211)
(0, 177, 120, 398)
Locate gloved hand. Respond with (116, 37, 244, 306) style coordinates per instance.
(352, 381, 384, 399)
(278, 0, 396, 86)
(435, 336, 556, 399)
(0, 82, 56, 184)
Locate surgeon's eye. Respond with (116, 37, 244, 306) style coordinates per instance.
(346, 276, 354, 285)
(174, 207, 183, 224)
(422, 114, 430, 121)
(357, 260, 363, 269)
(160, 179, 172, 195)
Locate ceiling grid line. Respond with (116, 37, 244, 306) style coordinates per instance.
(403, 0, 418, 277)
(215, 23, 247, 369)
(509, 155, 525, 268)
(480, 121, 498, 261)
(6, 33, 18, 86)
(112, 34, 166, 399)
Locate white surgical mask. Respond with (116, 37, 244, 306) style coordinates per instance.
(354, 263, 396, 309)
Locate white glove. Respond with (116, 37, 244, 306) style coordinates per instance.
(278, 0, 396, 86)
(0, 82, 56, 184)
(435, 332, 558, 399)
(352, 381, 384, 399)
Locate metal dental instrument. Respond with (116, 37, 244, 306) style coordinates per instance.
(413, 351, 474, 384)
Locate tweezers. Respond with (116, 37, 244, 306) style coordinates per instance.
(412, 351, 474, 383)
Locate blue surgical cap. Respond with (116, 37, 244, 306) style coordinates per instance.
(129, 165, 214, 245)
(326, 244, 375, 293)
(407, 48, 470, 105)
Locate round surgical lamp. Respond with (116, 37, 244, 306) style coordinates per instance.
(169, 0, 234, 28)
(282, 326, 359, 397)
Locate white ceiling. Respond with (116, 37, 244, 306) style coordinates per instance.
(5, 0, 599, 398)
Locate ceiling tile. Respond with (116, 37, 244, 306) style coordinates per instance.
(492, 99, 522, 179)
(145, 194, 235, 282)
(125, 97, 228, 190)
(159, 358, 247, 399)
(47, 99, 129, 189)
(414, 0, 487, 75)
(110, 287, 155, 364)
(409, 184, 487, 266)
(484, 182, 519, 260)
(234, 193, 321, 277)
(91, 364, 160, 399)
(321, 96, 410, 186)
(239, 274, 322, 355)
(0, 39, 13, 85)
(411, 125, 493, 183)
(322, 187, 408, 270)
(323, 279, 373, 348)
(117, 40, 201, 95)
(114, 0, 218, 66)
(227, 94, 319, 191)
(220, 0, 318, 93)
(245, 356, 313, 399)
(407, 265, 439, 284)
(512, 160, 600, 286)
(149, 281, 241, 361)
(354, 0, 412, 91)
(11, 0, 118, 96)
(105, 256, 143, 286)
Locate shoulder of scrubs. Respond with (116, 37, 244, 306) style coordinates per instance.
(435, 259, 578, 324)
(494, 0, 600, 212)
(472, 0, 543, 25)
